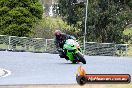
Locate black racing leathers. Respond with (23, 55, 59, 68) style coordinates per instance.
(54, 33, 75, 59)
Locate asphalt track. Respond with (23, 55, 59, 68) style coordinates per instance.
(0, 51, 132, 85)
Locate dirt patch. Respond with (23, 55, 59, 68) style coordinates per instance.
(0, 84, 132, 88)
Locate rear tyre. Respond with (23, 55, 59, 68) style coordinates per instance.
(76, 52, 86, 64)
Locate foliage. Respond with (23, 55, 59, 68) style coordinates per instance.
(57, 0, 132, 43)
(0, 0, 43, 37)
(123, 27, 132, 43)
(33, 16, 80, 38)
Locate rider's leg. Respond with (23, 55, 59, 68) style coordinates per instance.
(58, 49, 69, 60)
(57, 48, 65, 58)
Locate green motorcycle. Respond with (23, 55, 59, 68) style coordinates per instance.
(63, 39, 86, 64)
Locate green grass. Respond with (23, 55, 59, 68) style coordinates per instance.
(0, 43, 45, 52)
(123, 27, 132, 35)
(0, 44, 8, 49)
(128, 44, 132, 56)
(123, 27, 132, 56)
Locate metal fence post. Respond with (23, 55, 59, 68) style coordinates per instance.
(84, 0, 88, 55)
(8, 36, 11, 50)
(125, 44, 128, 56)
(45, 39, 48, 52)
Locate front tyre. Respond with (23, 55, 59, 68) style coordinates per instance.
(76, 52, 86, 64)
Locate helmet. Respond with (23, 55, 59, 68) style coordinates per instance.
(54, 30, 62, 36)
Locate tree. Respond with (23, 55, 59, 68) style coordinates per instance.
(57, 0, 85, 26)
(33, 16, 80, 38)
(0, 0, 43, 37)
(57, 0, 132, 43)
(90, 0, 132, 43)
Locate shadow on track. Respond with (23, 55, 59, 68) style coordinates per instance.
(57, 62, 84, 65)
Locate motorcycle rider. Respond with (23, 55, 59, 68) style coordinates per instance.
(54, 30, 76, 60)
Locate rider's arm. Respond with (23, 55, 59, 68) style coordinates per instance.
(54, 38, 60, 48)
(62, 33, 76, 40)
(67, 35, 76, 40)
(70, 35, 76, 40)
